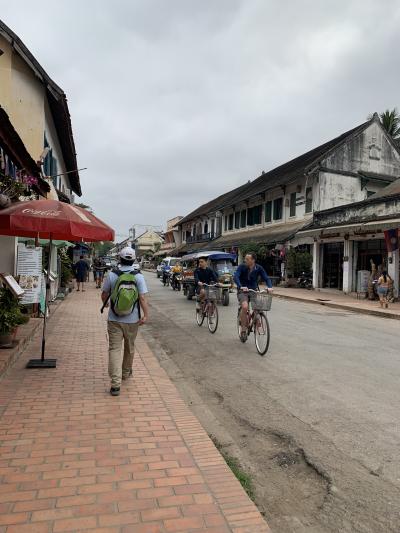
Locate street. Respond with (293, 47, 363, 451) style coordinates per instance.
(143, 273, 400, 533)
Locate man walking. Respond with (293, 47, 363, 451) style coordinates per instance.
(101, 247, 149, 396)
(74, 255, 89, 292)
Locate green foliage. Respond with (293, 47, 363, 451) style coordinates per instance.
(379, 109, 400, 139)
(368, 108, 400, 139)
(0, 287, 29, 334)
(93, 241, 114, 257)
(210, 435, 255, 501)
(286, 248, 312, 277)
(239, 242, 268, 259)
(58, 247, 73, 286)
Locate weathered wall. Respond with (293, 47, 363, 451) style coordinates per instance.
(323, 121, 400, 177)
(314, 197, 400, 227)
(0, 236, 17, 274)
(9, 51, 45, 159)
(44, 98, 69, 192)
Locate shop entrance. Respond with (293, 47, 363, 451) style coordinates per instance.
(322, 242, 343, 289)
(356, 239, 387, 272)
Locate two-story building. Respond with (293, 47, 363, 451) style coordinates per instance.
(177, 114, 400, 282)
(0, 19, 82, 285)
(0, 19, 81, 203)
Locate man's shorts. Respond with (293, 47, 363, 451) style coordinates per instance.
(237, 292, 250, 305)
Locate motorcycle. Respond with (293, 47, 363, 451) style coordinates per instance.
(297, 271, 313, 289)
(171, 272, 182, 291)
(162, 267, 171, 286)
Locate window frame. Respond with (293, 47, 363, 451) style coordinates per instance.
(265, 201, 272, 223)
(289, 192, 296, 217)
(228, 213, 234, 231)
(240, 210, 246, 228)
(305, 187, 313, 213)
(273, 197, 283, 221)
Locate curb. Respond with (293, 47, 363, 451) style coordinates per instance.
(274, 293, 400, 320)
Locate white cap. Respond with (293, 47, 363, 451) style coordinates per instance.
(119, 247, 135, 260)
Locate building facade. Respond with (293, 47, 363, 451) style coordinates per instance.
(176, 114, 400, 282)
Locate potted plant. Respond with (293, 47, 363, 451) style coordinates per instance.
(0, 286, 29, 348)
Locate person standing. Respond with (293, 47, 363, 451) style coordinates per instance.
(377, 270, 392, 309)
(101, 247, 149, 396)
(74, 255, 89, 292)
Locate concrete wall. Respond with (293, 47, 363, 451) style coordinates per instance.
(0, 236, 17, 274)
(0, 37, 45, 160)
(44, 98, 70, 193)
(323, 121, 400, 178)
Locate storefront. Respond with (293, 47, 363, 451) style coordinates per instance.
(322, 242, 344, 289)
(297, 185, 400, 298)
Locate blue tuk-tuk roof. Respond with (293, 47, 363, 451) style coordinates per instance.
(182, 251, 236, 262)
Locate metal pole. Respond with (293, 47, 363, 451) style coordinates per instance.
(40, 236, 52, 361)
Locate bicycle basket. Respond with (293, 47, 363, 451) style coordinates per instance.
(205, 286, 219, 301)
(250, 292, 272, 311)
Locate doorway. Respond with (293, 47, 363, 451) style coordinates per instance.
(322, 242, 344, 289)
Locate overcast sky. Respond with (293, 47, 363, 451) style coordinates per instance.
(1, 0, 400, 238)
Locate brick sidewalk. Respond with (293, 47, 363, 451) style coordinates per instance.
(0, 285, 270, 532)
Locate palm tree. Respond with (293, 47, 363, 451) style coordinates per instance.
(368, 109, 400, 139)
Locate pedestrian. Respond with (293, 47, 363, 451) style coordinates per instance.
(93, 257, 106, 289)
(377, 270, 392, 309)
(101, 247, 149, 396)
(73, 255, 89, 292)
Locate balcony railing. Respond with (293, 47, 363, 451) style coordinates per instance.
(187, 232, 215, 244)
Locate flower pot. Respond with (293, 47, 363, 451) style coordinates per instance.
(0, 194, 11, 209)
(0, 332, 14, 348)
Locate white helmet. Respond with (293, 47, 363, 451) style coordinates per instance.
(119, 247, 135, 260)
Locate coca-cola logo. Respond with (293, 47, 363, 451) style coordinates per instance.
(22, 209, 61, 217)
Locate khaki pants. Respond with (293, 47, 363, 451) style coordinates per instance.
(107, 321, 139, 388)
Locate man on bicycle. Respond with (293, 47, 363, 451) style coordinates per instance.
(234, 252, 273, 340)
(194, 257, 218, 309)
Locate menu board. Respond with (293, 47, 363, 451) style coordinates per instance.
(16, 244, 43, 304)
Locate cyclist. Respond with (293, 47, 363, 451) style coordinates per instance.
(234, 252, 273, 340)
(194, 256, 218, 309)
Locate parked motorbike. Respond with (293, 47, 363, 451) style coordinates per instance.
(297, 271, 313, 289)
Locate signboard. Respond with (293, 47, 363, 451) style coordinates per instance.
(0, 273, 24, 297)
(16, 244, 42, 304)
(357, 270, 370, 293)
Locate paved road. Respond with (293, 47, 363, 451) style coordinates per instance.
(142, 273, 400, 533)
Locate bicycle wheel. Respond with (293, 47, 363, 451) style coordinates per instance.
(207, 302, 218, 333)
(254, 312, 270, 355)
(196, 304, 205, 326)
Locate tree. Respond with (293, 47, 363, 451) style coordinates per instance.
(75, 202, 94, 213)
(368, 109, 400, 139)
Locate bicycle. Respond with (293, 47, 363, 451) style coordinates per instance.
(196, 283, 220, 334)
(237, 289, 272, 355)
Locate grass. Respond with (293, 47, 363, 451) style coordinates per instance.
(210, 435, 255, 501)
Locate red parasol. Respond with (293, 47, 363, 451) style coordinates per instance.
(0, 199, 115, 368)
(0, 199, 114, 241)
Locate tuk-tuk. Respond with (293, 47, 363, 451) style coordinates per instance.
(181, 251, 236, 306)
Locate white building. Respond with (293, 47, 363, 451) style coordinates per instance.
(177, 114, 400, 283)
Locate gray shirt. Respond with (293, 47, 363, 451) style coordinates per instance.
(102, 266, 148, 324)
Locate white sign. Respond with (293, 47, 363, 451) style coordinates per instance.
(16, 244, 43, 304)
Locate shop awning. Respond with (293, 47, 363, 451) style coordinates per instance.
(210, 221, 308, 249)
(19, 237, 74, 247)
(298, 217, 400, 237)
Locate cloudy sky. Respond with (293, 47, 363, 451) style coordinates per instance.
(1, 0, 400, 237)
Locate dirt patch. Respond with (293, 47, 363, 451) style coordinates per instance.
(143, 324, 330, 532)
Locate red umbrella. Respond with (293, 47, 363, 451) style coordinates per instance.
(0, 199, 115, 368)
(0, 199, 114, 241)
